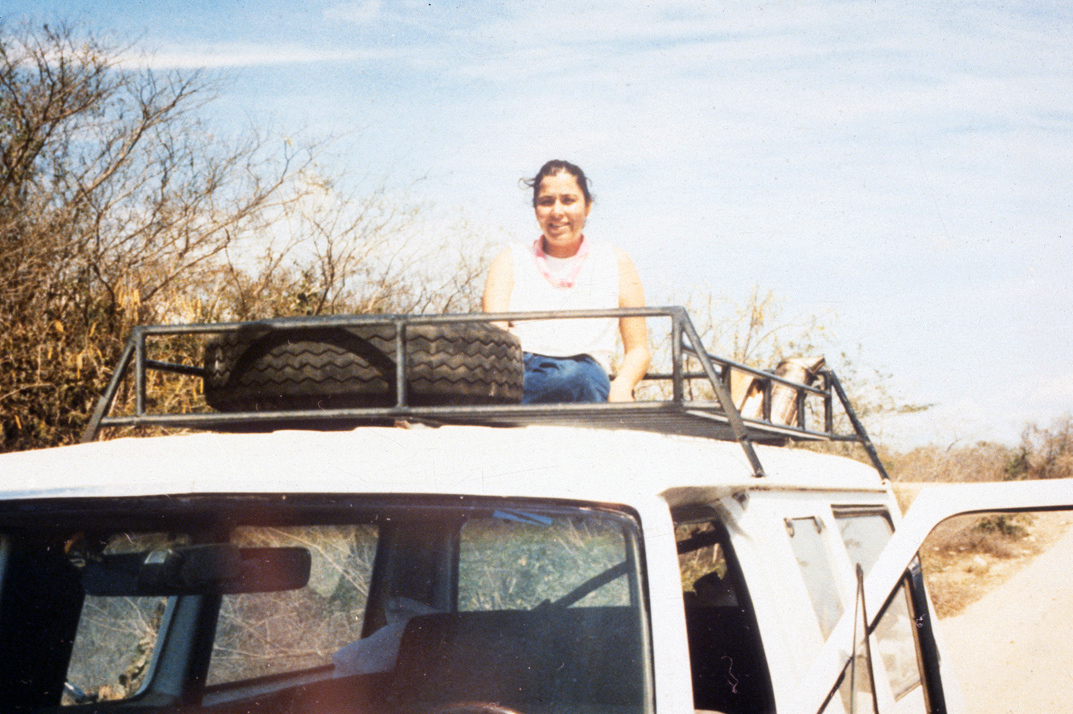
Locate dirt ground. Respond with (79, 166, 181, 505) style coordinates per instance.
(920, 510, 1072, 617)
(930, 512, 1073, 713)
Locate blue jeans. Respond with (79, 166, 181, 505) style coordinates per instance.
(522, 353, 610, 404)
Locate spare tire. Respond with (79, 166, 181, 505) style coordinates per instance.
(203, 322, 523, 412)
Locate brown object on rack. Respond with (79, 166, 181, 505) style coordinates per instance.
(730, 369, 764, 416)
(769, 356, 826, 426)
(731, 356, 826, 426)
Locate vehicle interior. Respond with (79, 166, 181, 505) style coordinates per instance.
(0, 495, 651, 714)
(674, 515, 775, 714)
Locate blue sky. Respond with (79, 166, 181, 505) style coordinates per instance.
(9, 1, 1072, 447)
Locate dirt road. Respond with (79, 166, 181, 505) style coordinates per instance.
(938, 519, 1073, 712)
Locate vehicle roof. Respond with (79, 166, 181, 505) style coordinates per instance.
(0, 425, 886, 506)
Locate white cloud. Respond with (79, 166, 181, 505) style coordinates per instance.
(89, 0, 1072, 449)
(323, 1, 384, 26)
(1027, 372, 1073, 414)
(125, 44, 391, 70)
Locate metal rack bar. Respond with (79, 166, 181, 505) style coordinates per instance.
(80, 307, 887, 481)
(827, 370, 890, 480)
(80, 340, 137, 444)
(674, 309, 766, 477)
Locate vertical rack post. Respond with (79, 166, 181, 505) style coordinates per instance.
(134, 329, 147, 416)
(676, 309, 767, 478)
(828, 371, 890, 480)
(823, 372, 834, 435)
(671, 313, 684, 403)
(394, 318, 408, 408)
(80, 338, 137, 443)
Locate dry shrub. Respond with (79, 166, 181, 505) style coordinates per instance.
(932, 514, 1030, 558)
(0, 22, 497, 453)
(884, 419, 1073, 616)
(887, 440, 1040, 564)
(920, 513, 1042, 617)
(886, 441, 1014, 483)
(880, 418, 1073, 616)
(1010, 415, 1073, 481)
(887, 415, 1073, 485)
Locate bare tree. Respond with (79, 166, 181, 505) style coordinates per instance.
(635, 286, 833, 401)
(633, 285, 929, 456)
(212, 176, 497, 320)
(0, 23, 320, 450)
(0, 22, 499, 452)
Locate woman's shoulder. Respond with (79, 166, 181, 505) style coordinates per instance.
(487, 246, 514, 270)
(584, 238, 618, 259)
(585, 240, 633, 273)
(609, 245, 637, 268)
(504, 241, 530, 272)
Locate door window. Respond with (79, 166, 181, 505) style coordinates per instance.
(676, 520, 773, 714)
(787, 516, 843, 638)
(835, 511, 926, 706)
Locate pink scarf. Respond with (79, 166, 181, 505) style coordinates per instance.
(532, 236, 590, 288)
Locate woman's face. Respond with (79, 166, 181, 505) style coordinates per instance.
(534, 171, 591, 258)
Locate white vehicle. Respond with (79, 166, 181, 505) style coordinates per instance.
(1, 308, 1069, 714)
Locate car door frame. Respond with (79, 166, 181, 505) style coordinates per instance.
(792, 478, 1073, 714)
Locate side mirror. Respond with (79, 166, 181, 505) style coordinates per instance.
(81, 544, 311, 596)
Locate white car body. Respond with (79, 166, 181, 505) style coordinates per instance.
(5, 423, 1068, 714)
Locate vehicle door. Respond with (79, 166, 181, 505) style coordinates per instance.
(794, 479, 1073, 714)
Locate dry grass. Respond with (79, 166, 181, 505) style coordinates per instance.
(917, 512, 1070, 618)
(887, 442, 1014, 484)
(895, 478, 1064, 617)
(886, 418, 1073, 617)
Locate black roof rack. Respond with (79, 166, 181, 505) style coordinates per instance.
(81, 307, 888, 480)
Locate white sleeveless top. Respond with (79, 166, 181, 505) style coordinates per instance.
(507, 240, 620, 372)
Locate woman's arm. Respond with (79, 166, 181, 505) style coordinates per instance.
(609, 249, 651, 402)
(481, 248, 514, 328)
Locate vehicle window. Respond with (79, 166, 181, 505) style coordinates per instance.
(62, 525, 380, 697)
(458, 510, 630, 610)
(835, 512, 890, 575)
(392, 507, 649, 714)
(67, 596, 168, 703)
(787, 516, 843, 638)
(1, 500, 650, 714)
(64, 532, 190, 705)
(678, 522, 736, 606)
(836, 512, 925, 704)
(207, 524, 379, 685)
(676, 521, 773, 714)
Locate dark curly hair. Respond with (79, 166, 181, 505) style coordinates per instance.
(523, 160, 593, 208)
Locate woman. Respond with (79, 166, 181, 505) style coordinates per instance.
(483, 160, 651, 403)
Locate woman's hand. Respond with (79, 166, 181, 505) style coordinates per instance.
(608, 378, 637, 402)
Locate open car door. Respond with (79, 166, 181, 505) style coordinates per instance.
(792, 478, 1073, 714)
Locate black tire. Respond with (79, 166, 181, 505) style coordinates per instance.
(203, 322, 523, 412)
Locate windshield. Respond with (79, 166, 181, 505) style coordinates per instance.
(0, 496, 651, 714)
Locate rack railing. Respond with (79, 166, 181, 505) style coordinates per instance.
(81, 307, 889, 480)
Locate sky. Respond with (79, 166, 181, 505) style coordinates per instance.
(8, 0, 1072, 448)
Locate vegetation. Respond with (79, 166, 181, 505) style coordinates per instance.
(2, 20, 1068, 610)
(884, 414, 1073, 616)
(0, 22, 494, 452)
(0, 22, 935, 453)
(885, 416, 1073, 484)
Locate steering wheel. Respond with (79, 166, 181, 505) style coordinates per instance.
(430, 702, 524, 714)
